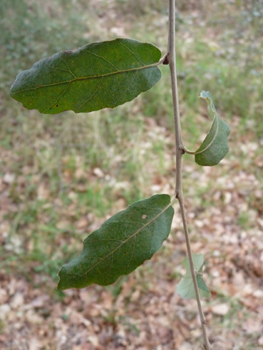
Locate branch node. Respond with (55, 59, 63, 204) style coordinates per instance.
(175, 191, 183, 201)
(179, 145, 185, 155)
(162, 53, 169, 65)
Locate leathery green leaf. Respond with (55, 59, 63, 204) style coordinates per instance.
(176, 254, 210, 299)
(195, 91, 231, 166)
(58, 194, 174, 290)
(10, 38, 162, 114)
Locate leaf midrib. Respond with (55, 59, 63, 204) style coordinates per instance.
(11, 62, 160, 95)
(194, 115, 219, 155)
(75, 201, 173, 278)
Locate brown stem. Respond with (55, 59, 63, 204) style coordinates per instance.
(168, 1, 211, 349)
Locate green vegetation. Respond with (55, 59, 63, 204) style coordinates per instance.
(1, 0, 261, 273)
(1, 1, 263, 348)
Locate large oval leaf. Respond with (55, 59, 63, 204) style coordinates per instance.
(10, 38, 162, 114)
(58, 194, 174, 290)
(195, 91, 231, 166)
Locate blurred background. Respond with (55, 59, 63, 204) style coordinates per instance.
(0, 0, 263, 349)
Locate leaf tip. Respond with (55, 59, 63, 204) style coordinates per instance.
(200, 90, 212, 100)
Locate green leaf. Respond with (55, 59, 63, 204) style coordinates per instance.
(58, 194, 174, 290)
(10, 38, 162, 114)
(195, 91, 231, 166)
(176, 254, 210, 299)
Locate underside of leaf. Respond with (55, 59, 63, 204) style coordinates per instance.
(176, 254, 211, 299)
(194, 91, 231, 166)
(58, 194, 174, 290)
(10, 38, 162, 114)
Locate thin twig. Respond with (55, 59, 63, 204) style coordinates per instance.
(167, 1, 212, 349)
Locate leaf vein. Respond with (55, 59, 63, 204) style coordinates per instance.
(84, 50, 119, 71)
(12, 63, 159, 94)
(113, 71, 137, 107)
(61, 58, 77, 78)
(77, 201, 172, 278)
(194, 116, 219, 155)
(76, 77, 104, 112)
(120, 42, 145, 65)
(127, 236, 136, 269)
(43, 83, 70, 113)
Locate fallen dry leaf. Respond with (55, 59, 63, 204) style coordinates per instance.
(211, 303, 230, 316)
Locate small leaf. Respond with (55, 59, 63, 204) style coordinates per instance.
(176, 254, 210, 299)
(195, 91, 230, 166)
(10, 38, 162, 114)
(58, 194, 174, 290)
